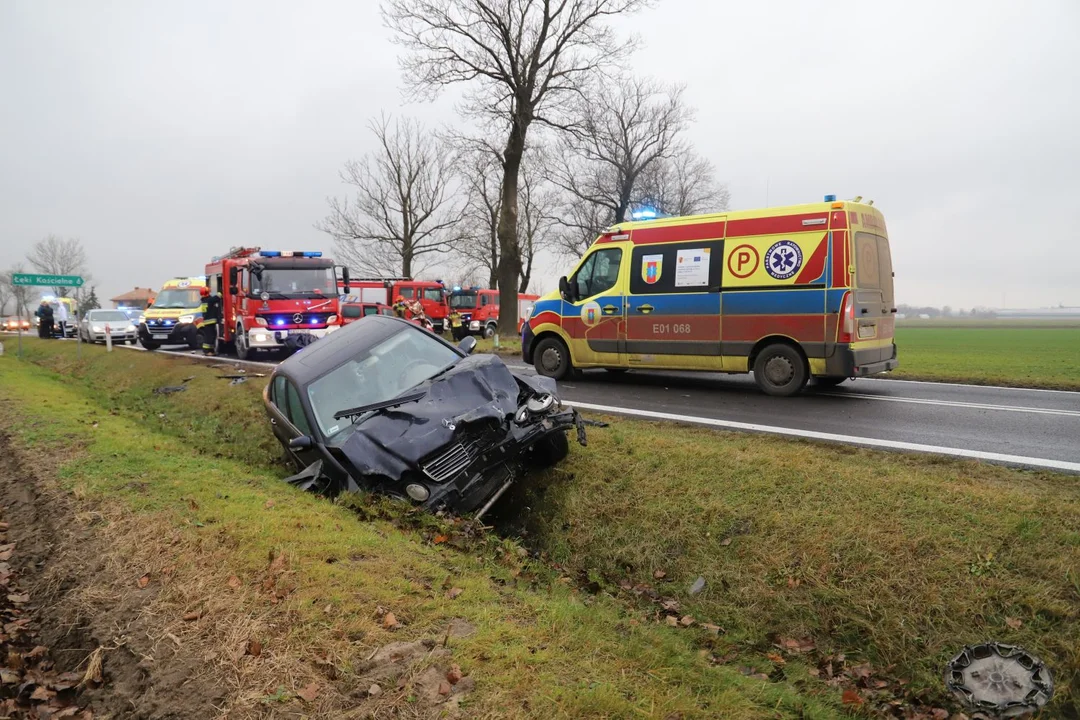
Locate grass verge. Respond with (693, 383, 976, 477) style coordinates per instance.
(892, 326, 1080, 390)
(0, 340, 847, 718)
(5, 338, 1080, 716)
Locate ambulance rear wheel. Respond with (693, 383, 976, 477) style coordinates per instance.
(753, 343, 808, 397)
(533, 337, 571, 380)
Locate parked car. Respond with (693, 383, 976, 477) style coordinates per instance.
(79, 309, 138, 345)
(263, 315, 585, 518)
(3, 317, 32, 332)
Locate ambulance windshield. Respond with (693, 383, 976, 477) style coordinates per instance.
(153, 288, 202, 309)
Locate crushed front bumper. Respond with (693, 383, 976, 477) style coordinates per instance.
(415, 406, 584, 515)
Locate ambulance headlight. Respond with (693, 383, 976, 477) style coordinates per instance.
(469, 320, 480, 330)
(178, 315, 194, 324)
(405, 483, 430, 502)
(521, 306, 533, 323)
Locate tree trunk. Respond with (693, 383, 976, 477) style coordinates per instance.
(488, 225, 499, 289)
(495, 114, 527, 336)
(402, 247, 412, 278)
(518, 251, 532, 294)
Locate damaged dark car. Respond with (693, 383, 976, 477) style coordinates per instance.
(263, 315, 585, 518)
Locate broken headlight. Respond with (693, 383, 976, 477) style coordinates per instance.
(514, 393, 558, 425)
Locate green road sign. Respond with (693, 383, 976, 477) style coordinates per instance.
(12, 273, 84, 288)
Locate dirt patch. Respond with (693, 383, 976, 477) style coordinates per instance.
(0, 434, 225, 719)
(0, 429, 477, 719)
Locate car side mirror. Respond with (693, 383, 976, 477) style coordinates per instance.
(288, 435, 313, 450)
(458, 336, 477, 355)
(340, 266, 351, 293)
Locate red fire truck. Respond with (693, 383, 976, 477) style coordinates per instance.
(205, 247, 345, 359)
(335, 277, 449, 332)
(447, 287, 539, 340)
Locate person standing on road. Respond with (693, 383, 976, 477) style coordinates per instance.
(55, 300, 69, 338)
(199, 286, 222, 356)
(34, 301, 47, 338)
(39, 301, 55, 338)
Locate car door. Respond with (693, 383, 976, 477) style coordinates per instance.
(564, 246, 626, 367)
(268, 376, 322, 469)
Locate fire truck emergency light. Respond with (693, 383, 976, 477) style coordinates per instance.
(259, 251, 323, 258)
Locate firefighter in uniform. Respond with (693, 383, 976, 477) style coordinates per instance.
(200, 286, 222, 356)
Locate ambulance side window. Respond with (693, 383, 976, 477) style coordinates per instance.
(573, 248, 623, 300)
(630, 241, 724, 295)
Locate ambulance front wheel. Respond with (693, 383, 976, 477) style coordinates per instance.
(752, 343, 808, 397)
(533, 337, 572, 380)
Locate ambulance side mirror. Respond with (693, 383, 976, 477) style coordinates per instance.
(558, 276, 573, 302)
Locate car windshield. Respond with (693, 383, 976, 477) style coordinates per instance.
(90, 311, 130, 322)
(152, 288, 202, 309)
(252, 267, 336, 297)
(449, 292, 476, 309)
(306, 324, 461, 438)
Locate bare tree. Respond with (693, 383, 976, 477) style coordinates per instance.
(517, 161, 558, 293)
(552, 75, 691, 226)
(26, 234, 91, 298)
(550, 193, 615, 258)
(456, 140, 554, 292)
(638, 147, 730, 217)
(455, 143, 504, 288)
(384, 0, 649, 334)
(318, 115, 465, 278)
(0, 275, 10, 316)
(2, 265, 35, 318)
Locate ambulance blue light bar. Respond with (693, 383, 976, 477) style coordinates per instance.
(824, 194, 837, 202)
(259, 251, 323, 258)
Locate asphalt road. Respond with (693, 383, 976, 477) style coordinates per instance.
(8, 334, 1077, 473)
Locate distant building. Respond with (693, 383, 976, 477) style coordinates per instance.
(110, 287, 156, 309)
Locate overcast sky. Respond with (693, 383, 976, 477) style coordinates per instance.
(2, 0, 1077, 310)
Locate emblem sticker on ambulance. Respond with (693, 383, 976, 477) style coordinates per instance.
(764, 240, 803, 280)
(641, 254, 663, 285)
(580, 301, 602, 328)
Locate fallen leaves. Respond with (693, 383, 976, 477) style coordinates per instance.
(136, 573, 150, 589)
(264, 499, 275, 510)
(447, 587, 464, 600)
(841, 689, 864, 706)
(1005, 616, 1023, 630)
(296, 682, 320, 702)
(383, 612, 400, 630)
(227, 575, 242, 590)
(182, 610, 203, 622)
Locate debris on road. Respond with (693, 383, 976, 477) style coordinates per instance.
(228, 377, 247, 386)
(688, 576, 706, 595)
(581, 419, 610, 428)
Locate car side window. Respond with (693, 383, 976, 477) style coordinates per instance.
(573, 248, 623, 300)
(272, 376, 288, 406)
(285, 381, 313, 436)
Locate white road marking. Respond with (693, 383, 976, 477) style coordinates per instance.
(568, 401, 1080, 474)
(820, 392, 1080, 418)
(858, 375, 1079, 395)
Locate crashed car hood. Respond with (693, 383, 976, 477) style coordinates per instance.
(335, 353, 553, 480)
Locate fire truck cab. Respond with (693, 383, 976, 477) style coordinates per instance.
(205, 248, 343, 359)
(448, 288, 539, 340)
(336, 277, 449, 332)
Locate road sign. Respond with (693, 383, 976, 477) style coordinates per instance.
(12, 273, 84, 288)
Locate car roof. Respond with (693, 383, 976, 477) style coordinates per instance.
(273, 315, 460, 387)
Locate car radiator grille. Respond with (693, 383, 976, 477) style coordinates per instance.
(423, 438, 485, 483)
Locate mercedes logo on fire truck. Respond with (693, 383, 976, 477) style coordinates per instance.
(292, 313, 304, 324)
